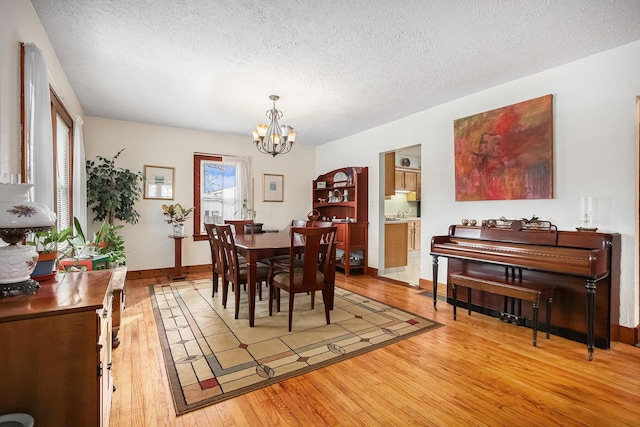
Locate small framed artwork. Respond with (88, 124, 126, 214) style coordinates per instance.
(263, 173, 284, 202)
(144, 165, 175, 200)
(316, 181, 327, 189)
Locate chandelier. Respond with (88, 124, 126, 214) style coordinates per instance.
(252, 95, 296, 157)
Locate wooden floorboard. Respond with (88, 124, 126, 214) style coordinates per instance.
(109, 272, 640, 426)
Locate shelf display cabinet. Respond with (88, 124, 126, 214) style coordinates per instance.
(313, 167, 368, 276)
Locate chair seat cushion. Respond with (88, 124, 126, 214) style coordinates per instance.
(272, 268, 325, 288)
(270, 258, 305, 270)
(238, 261, 270, 282)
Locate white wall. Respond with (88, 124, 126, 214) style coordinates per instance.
(316, 40, 640, 328)
(83, 117, 316, 271)
(0, 0, 84, 177)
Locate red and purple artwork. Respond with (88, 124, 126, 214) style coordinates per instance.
(454, 95, 554, 201)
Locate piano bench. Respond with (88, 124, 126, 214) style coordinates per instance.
(449, 273, 555, 347)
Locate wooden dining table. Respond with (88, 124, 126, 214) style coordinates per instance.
(233, 230, 336, 327)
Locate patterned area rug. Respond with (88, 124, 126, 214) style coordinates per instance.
(150, 278, 442, 415)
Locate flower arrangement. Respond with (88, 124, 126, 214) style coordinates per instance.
(162, 203, 194, 224)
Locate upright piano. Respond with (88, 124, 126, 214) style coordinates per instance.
(430, 219, 620, 360)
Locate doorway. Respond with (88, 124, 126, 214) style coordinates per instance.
(380, 145, 421, 286)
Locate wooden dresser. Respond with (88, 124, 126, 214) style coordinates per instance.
(0, 270, 114, 427)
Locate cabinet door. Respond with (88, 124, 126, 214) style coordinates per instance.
(384, 152, 396, 197)
(404, 171, 417, 191)
(385, 223, 408, 267)
(334, 223, 346, 249)
(395, 170, 405, 191)
(414, 222, 421, 250)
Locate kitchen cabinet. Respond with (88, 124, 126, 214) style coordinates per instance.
(0, 270, 114, 427)
(407, 171, 421, 201)
(384, 152, 395, 198)
(395, 167, 420, 194)
(384, 152, 421, 199)
(385, 222, 408, 268)
(313, 167, 368, 276)
(407, 219, 421, 250)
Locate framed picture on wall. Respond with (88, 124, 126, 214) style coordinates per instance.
(262, 173, 284, 202)
(453, 94, 554, 201)
(144, 165, 175, 200)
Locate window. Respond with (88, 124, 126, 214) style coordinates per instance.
(193, 153, 249, 240)
(51, 90, 74, 231)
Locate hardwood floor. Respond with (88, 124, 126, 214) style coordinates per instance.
(110, 272, 640, 426)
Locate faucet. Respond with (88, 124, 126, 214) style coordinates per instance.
(397, 210, 408, 218)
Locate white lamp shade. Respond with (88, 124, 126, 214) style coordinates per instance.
(0, 183, 56, 229)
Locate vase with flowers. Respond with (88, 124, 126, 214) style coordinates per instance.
(162, 203, 194, 236)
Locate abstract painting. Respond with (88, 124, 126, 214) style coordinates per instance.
(454, 94, 553, 201)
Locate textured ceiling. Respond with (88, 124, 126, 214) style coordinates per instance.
(30, 0, 640, 146)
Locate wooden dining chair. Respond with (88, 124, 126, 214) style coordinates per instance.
(272, 220, 308, 263)
(204, 223, 247, 298)
(204, 223, 224, 297)
(268, 226, 337, 331)
(273, 219, 336, 297)
(270, 219, 322, 305)
(224, 219, 254, 235)
(214, 224, 270, 319)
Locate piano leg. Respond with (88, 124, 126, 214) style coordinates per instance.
(432, 256, 439, 310)
(546, 298, 553, 339)
(452, 282, 457, 320)
(532, 301, 539, 347)
(586, 279, 596, 361)
(467, 288, 472, 315)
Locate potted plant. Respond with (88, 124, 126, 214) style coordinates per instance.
(236, 199, 256, 220)
(66, 217, 107, 258)
(86, 148, 143, 226)
(98, 223, 127, 266)
(234, 199, 263, 233)
(162, 203, 194, 236)
(27, 225, 73, 280)
(62, 218, 128, 268)
(85, 149, 141, 268)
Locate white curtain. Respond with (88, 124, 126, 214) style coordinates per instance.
(221, 155, 250, 220)
(73, 116, 87, 233)
(23, 43, 54, 207)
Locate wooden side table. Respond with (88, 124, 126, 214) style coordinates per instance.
(169, 235, 187, 280)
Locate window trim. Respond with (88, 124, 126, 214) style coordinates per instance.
(193, 153, 223, 241)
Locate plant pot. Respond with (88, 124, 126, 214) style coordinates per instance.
(173, 223, 185, 236)
(31, 252, 58, 281)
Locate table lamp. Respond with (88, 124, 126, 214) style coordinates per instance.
(0, 181, 56, 296)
